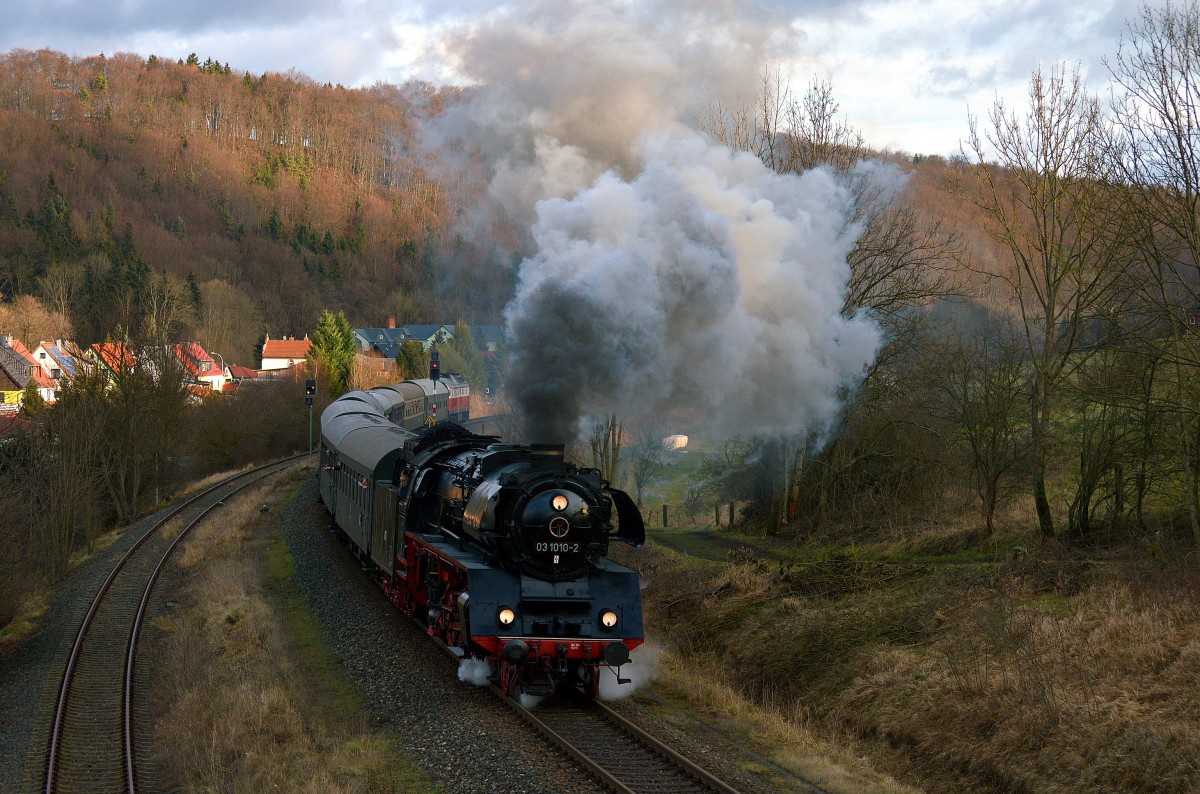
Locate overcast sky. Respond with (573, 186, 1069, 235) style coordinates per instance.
(0, 0, 1162, 157)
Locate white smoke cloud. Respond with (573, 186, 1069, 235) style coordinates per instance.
(430, 0, 799, 232)
(505, 133, 882, 441)
(426, 0, 883, 442)
(599, 642, 661, 700)
(457, 657, 492, 686)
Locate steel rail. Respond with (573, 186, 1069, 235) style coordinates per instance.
(593, 698, 743, 794)
(122, 456, 308, 792)
(489, 681, 741, 794)
(44, 453, 312, 794)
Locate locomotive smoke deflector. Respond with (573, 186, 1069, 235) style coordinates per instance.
(607, 487, 646, 547)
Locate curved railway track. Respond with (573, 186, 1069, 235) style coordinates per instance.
(42, 454, 312, 794)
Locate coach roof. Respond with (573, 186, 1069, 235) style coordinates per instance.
(335, 422, 412, 476)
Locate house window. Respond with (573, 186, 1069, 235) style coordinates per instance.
(51, 368, 61, 379)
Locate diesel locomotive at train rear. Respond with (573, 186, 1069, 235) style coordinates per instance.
(317, 376, 645, 698)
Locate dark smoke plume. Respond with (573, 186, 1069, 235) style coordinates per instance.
(428, 0, 882, 442)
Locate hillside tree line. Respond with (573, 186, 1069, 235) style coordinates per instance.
(687, 2, 1200, 551)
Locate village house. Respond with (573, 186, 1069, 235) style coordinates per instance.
(30, 340, 80, 396)
(354, 318, 503, 358)
(175, 342, 229, 392)
(86, 341, 138, 384)
(471, 325, 504, 354)
(354, 317, 455, 357)
(0, 335, 55, 411)
(260, 334, 312, 371)
(0, 343, 27, 414)
(226, 363, 259, 385)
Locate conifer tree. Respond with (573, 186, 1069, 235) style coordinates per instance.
(18, 381, 43, 419)
(308, 309, 356, 397)
(447, 319, 488, 390)
(395, 339, 428, 380)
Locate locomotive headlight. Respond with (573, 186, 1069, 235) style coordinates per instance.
(599, 609, 619, 629)
(551, 494, 569, 512)
(498, 607, 516, 626)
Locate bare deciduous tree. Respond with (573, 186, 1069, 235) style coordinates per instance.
(928, 326, 1029, 535)
(962, 64, 1129, 539)
(1106, 1, 1200, 544)
(704, 72, 958, 533)
(627, 424, 668, 508)
(590, 414, 623, 485)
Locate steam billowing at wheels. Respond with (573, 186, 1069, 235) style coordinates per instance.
(317, 366, 646, 699)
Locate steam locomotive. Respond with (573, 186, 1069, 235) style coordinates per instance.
(316, 365, 645, 698)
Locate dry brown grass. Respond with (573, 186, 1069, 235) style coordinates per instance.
(623, 541, 915, 792)
(840, 565, 1200, 792)
(638, 525, 1200, 793)
(657, 652, 920, 794)
(174, 462, 265, 499)
(150, 469, 429, 793)
(0, 587, 47, 645)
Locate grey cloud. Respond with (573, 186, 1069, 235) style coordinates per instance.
(0, 0, 334, 40)
(505, 140, 882, 443)
(917, 63, 1001, 100)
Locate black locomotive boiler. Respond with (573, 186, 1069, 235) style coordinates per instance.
(317, 378, 645, 698)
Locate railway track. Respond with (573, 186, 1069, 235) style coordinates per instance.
(494, 684, 743, 794)
(42, 454, 312, 794)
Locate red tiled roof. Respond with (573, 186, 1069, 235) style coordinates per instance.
(7, 337, 32, 359)
(228, 364, 258, 379)
(0, 414, 34, 438)
(175, 342, 224, 378)
(6, 338, 54, 388)
(262, 338, 311, 360)
(92, 342, 137, 372)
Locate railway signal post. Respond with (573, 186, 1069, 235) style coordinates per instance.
(305, 379, 316, 452)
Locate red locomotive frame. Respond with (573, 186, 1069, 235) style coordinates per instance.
(377, 531, 643, 697)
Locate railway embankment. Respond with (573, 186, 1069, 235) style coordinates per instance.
(145, 466, 429, 792)
(617, 517, 1200, 792)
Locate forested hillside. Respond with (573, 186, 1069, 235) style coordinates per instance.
(0, 49, 512, 363)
